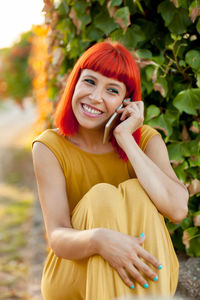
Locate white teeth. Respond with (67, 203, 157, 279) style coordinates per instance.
(83, 104, 102, 115)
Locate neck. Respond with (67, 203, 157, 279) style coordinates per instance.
(77, 127, 105, 147)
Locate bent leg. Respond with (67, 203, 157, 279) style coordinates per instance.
(42, 179, 178, 300)
(71, 179, 179, 299)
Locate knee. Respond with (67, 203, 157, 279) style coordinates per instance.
(80, 183, 122, 224)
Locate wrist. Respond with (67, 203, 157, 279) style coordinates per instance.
(114, 130, 133, 148)
(91, 227, 105, 255)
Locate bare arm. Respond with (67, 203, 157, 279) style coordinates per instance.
(32, 142, 97, 260)
(115, 132, 189, 223)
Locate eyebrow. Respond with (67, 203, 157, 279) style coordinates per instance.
(82, 74, 123, 90)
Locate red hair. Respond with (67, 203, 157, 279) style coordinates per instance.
(54, 41, 142, 161)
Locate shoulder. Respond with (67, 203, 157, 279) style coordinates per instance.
(141, 124, 161, 137)
(32, 128, 59, 145)
(32, 128, 66, 171)
(140, 125, 161, 152)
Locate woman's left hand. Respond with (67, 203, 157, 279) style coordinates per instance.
(113, 99, 144, 138)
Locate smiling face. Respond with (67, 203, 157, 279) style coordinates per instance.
(71, 69, 127, 131)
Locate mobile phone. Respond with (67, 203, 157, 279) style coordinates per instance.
(103, 103, 124, 144)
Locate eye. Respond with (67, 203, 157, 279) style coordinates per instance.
(84, 78, 95, 85)
(108, 88, 119, 94)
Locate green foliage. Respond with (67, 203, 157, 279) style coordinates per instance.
(0, 31, 33, 102)
(46, 0, 200, 256)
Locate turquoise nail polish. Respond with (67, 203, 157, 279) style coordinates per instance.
(124, 99, 129, 102)
(153, 276, 158, 282)
(130, 285, 134, 289)
(158, 264, 163, 270)
(144, 283, 149, 289)
(139, 232, 145, 238)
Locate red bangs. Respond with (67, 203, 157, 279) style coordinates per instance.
(80, 43, 141, 101)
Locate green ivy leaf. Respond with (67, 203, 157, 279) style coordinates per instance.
(186, 167, 199, 178)
(185, 50, 200, 71)
(173, 89, 200, 115)
(180, 215, 193, 230)
(68, 39, 89, 59)
(186, 227, 200, 256)
(154, 77, 168, 97)
(193, 210, 200, 217)
(178, 0, 188, 9)
(73, 1, 89, 15)
(188, 156, 200, 167)
(168, 9, 191, 33)
(174, 161, 189, 182)
(158, 1, 176, 26)
(110, 28, 124, 41)
(120, 25, 146, 49)
(97, 0, 106, 5)
(136, 49, 152, 59)
(196, 73, 200, 88)
(145, 65, 155, 81)
(158, 1, 191, 34)
(114, 7, 130, 27)
(145, 105, 160, 121)
(61, 0, 69, 14)
(186, 226, 199, 238)
(84, 26, 104, 41)
(158, 1, 175, 26)
(197, 18, 200, 34)
(110, 0, 122, 8)
(147, 113, 173, 136)
(94, 10, 120, 35)
(143, 81, 153, 95)
(179, 59, 186, 67)
(167, 143, 190, 162)
(152, 55, 165, 65)
(166, 221, 180, 234)
(187, 235, 200, 256)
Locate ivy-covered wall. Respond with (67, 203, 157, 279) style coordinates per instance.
(37, 0, 200, 256)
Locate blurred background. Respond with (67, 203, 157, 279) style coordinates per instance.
(0, 0, 199, 299)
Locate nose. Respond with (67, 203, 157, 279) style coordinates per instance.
(89, 87, 103, 103)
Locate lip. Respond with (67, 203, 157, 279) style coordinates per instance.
(80, 103, 104, 119)
(81, 103, 104, 113)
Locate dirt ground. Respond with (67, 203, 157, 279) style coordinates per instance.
(0, 99, 46, 300)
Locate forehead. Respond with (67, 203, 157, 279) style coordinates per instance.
(80, 69, 126, 89)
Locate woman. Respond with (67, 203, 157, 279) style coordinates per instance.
(32, 41, 189, 300)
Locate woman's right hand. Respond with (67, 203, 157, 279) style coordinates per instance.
(93, 228, 162, 289)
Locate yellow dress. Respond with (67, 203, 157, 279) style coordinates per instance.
(33, 125, 179, 300)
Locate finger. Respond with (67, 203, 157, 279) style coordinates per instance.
(117, 267, 135, 290)
(120, 109, 130, 121)
(137, 232, 146, 244)
(134, 259, 159, 283)
(126, 262, 149, 289)
(120, 106, 139, 121)
(138, 247, 162, 270)
(135, 101, 144, 115)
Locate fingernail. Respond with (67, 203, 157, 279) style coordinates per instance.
(158, 264, 163, 270)
(116, 107, 121, 111)
(124, 98, 131, 102)
(144, 283, 149, 288)
(139, 232, 145, 238)
(130, 284, 134, 289)
(153, 276, 158, 282)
